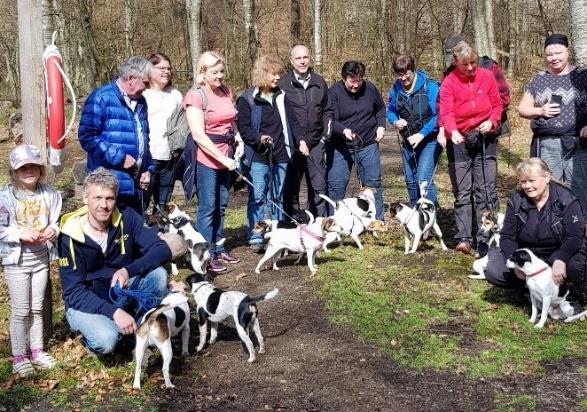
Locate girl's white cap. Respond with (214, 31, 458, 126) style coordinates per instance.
(10, 144, 44, 170)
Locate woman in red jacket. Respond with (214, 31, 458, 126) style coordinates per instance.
(439, 41, 503, 254)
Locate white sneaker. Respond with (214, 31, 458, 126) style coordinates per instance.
(13, 358, 35, 378)
(31, 351, 57, 369)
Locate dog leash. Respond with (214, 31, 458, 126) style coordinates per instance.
(109, 283, 160, 318)
(350, 132, 364, 187)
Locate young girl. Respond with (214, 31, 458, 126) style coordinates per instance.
(0, 144, 62, 377)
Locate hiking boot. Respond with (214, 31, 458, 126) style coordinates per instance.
(13, 358, 35, 378)
(217, 252, 240, 264)
(208, 258, 227, 273)
(30, 351, 56, 369)
(455, 241, 472, 255)
(250, 243, 265, 254)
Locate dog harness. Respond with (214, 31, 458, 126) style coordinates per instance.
(299, 224, 325, 251)
(524, 266, 550, 277)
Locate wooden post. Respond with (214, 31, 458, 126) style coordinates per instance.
(17, 0, 53, 343)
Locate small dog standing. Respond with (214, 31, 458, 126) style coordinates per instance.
(133, 292, 190, 389)
(470, 211, 505, 279)
(162, 202, 210, 275)
(186, 273, 278, 363)
(506, 248, 587, 328)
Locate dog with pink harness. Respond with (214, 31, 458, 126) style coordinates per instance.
(254, 216, 341, 275)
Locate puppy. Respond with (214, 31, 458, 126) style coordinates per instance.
(506, 249, 587, 328)
(319, 194, 375, 250)
(389, 198, 447, 254)
(133, 292, 190, 389)
(162, 202, 210, 275)
(470, 211, 505, 279)
(255, 216, 341, 275)
(186, 273, 278, 363)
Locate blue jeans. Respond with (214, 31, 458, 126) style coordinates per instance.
(247, 161, 288, 244)
(196, 162, 231, 257)
(327, 143, 384, 220)
(65, 267, 168, 354)
(146, 158, 178, 210)
(401, 139, 442, 205)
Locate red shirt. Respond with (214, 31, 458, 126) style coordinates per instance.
(439, 67, 503, 136)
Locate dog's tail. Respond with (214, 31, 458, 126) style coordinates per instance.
(319, 194, 337, 209)
(248, 288, 279, 304)
(142, 292, 189, 324)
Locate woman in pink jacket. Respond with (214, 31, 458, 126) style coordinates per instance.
(439, 41, 503, 255)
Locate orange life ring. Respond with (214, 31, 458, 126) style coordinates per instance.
(43, 44, 65, 166)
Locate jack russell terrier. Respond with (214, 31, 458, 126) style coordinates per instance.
(470, 210, 505, 279)
(161, 202, 210, 275)
(506, 248, 587, 328)
(254, 215, 341, 275)
(186, 273, 278, 363)
(133, 292, 190, 389)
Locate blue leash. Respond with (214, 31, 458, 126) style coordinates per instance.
(109, 283, 160, 318)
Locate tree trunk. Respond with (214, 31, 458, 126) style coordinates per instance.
(243, 0, 258, 70)
(124, 0, 134, 56)
(291, 0, 301, 45)
(570, 0, 587, 66)
(186, 0, 203, 81)
(469, 0, 495, 57)
(379, 0, 388, 75)
(313, 0, 322, 71)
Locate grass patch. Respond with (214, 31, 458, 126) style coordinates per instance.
(495, 394, 537, 412)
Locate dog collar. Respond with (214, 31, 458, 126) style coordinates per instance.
(525, 266, 550, 277)
(192, 282, 208, 294)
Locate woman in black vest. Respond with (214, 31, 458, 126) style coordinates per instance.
(485, 158, 587, 308)
(386, 55, 441, 206)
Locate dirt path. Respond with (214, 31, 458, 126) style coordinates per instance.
(149, 136, 585, 411)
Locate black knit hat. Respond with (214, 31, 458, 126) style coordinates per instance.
(444, 33, 466, 55)
(544, 33, 568, 49)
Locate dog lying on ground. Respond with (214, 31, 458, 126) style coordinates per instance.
(506, 248, 587, 328)
(133, 292, 190, 389)
(161, 202, 210, 275)
(470, 210, 505, 279)
(388, 197, 447, 254)
(186, 273, 278, 363)
(319, 189, 385, 251)
(254, 215, 341, 275)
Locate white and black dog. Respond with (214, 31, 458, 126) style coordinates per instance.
(506, 248, 587, 328)
(254, 215, 341, 275)
(133, 292, 190, 389)
(161, 202, 210, 275)
(389, 196, 447, 254)
(186, 273, 278, 363)
(470, 210, 505, 279)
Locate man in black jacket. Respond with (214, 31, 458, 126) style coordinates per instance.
(279, 45, 333, 219)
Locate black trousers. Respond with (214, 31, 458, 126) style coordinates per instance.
(283, 142, 328, 219)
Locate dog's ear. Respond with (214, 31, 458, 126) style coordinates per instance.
(186, 238, 195, 250)
(512, 249, 532, 268)
(163, 202, 175, 214)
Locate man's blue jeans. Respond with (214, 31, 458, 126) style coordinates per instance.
(400, 138, 442, 205)
(327, 142, 384, 220)
(65, 267, 168, 354)
(247, 161, 288, 245)
(196, 162, 231, 257)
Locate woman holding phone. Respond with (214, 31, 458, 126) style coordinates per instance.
(518, 33, 587, 208)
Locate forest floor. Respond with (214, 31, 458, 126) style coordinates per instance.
(0, 104, 585, 411)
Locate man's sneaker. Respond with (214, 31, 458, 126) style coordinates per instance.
(217, 252, 240, 264)
(455, 241, 472, 255)
(30, 351, 57, 369)
(208, 258, 227, 273)
(250, 243, 264, 254)
(13, 358, 35, 378)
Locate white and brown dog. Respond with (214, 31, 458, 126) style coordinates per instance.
(186, 273, 278, 363)
(133, 292, 190, 389)
(506, 248, 587, 328)
(161, 202, 210, 275)
(470, 210, 505, 279)
(254, 215, 341, 275)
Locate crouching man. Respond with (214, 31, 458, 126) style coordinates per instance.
(58, 167, 171, 355)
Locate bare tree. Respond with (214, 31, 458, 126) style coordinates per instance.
(186, 0, 202, 80)
(291, 0, 301, 44)
(243, 0, 258, 68)
(570, 0, 587, 66)
(313, 0, 322, 71)
(124, 0, 134, 56)
(469, 0, 496, 57)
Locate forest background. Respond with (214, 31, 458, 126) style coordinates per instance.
(0, 0, 580, 104)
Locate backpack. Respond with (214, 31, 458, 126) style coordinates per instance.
(165, 86, 207, 153)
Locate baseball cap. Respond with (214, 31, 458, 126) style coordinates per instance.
(10, 144, 44, 170)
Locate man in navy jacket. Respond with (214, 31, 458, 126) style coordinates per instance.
(328, 61, 386, 220)
(78, 56, 153, 213)
(58, 168, 171, 354)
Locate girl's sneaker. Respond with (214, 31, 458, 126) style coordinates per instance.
(13, 358, 35, 378)
(30, 351, 57, 369)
